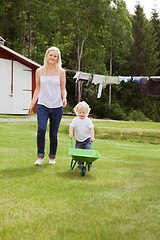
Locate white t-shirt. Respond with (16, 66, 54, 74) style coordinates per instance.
(70, 117, 94, 142)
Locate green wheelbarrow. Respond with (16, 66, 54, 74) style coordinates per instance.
(68, 138, 101, 176)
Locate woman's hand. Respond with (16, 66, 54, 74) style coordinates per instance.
(63, 98, 67, 108)
(28, 103, 34, 114)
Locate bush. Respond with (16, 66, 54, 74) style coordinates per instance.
(63, 103, 74, 114)
(110, 103, 128, 120)
(128, 110, 151, 121)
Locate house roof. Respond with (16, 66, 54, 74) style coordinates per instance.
(0, 36, 5, 44)
(0, 44, 41, 69)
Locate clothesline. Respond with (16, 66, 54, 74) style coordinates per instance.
(70, 70, 160, 98)
(72, 71, 150, 84)
(65, 68, 149, 82)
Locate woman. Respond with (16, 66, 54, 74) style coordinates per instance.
(28, 46, 67, 166)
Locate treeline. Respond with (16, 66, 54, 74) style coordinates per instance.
(1, 0, 160, 121)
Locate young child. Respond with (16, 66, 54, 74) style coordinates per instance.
(69, 101, 95, 167)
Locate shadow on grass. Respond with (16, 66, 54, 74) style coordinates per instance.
(0, 163, 49, 178)
(57, 169, 97, 181)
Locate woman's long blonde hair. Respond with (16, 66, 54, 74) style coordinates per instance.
(44, 46, 62, 69)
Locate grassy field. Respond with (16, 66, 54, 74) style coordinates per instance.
(0, 119, 160, 240)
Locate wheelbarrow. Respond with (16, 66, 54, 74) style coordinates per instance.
(68, 138, 101, 176)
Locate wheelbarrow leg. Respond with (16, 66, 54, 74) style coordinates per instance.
(88, 162, 91, 171)
(85, 162, 88, 173)
(81, 166, 86, 176)
(70, 158, 77, 170)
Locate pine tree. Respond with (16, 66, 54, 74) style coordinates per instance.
(150, 8, 160, 75)
(130, 4, 159, 76)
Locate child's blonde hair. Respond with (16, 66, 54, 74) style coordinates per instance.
(74, 101, 91, 116)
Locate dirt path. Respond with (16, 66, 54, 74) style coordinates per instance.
(0, 115, 119, 122)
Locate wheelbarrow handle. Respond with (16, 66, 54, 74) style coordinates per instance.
(71, 137, 74, 148)
(90, 141, 93, 149)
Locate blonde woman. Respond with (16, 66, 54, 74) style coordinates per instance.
(29, 46, 67, 166)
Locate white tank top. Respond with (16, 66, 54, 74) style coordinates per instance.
(38, 70, 63, 108)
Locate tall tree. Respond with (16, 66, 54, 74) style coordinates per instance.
(0, 0, 24, 52)
(130, 4, 159, 76)
(150, 8, 160, 75)
(53, 0, 109, 101)
(103, 0, 133, 76)
(21, 0, 58, 62)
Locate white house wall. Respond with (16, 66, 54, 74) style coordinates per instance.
(0, 58, 11, 114)
(11, 61, 32, 114)
(0, 59, 32, 114)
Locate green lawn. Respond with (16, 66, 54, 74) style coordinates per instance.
(0, 120, 160, 240)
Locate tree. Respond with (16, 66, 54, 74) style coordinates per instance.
(103, 0, 133, 76)
(53, 0, 109, 102)
(0, 0, 24, 52)
(150, 8, 160, 75)
(130, 4, 159, 76)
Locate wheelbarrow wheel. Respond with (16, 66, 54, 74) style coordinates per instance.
(81, 166, 86, 176)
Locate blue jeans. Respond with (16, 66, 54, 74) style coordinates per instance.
(37, 104, 63, 159)
(75, 138, 92, 150)
(76, 138, 91, 166)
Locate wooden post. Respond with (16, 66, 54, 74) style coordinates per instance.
(109, 45, 113, 118)
(109, 84, 111, 118)
(77, 81, 81, 103)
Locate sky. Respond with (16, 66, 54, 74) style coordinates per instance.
(124, 0, 160, 19)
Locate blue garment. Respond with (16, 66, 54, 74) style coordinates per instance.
(133, 76, 148, 84)
(119, 76, 132, 83)
(37, 104, 63, 159)
(75, 138, 92, 166)
(75, 138, 92, 150)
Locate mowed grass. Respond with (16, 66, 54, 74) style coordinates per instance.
(0, 120, 160, 240)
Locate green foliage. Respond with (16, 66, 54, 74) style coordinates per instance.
(110, 102, 128, 120)
(62, 103, 74, 114)
(130, 4, 159, 76)
(150, 9, 160, 75)
(1, 0, 160, 121)
(104, 0, 133, 75)
(82, 85, 109, 118)
(128, 110, 151, 122)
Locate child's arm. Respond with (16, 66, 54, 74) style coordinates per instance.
(69, 126, 74, 139)
(89, 127, 95, 142)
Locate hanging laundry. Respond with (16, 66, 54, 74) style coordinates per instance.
(148, 77, 160, 97)
(119, 76, 132, 83)
(97, 84, 103, 98)
(140, 78, 149, 93)
(96, 83, 106, 98)
(133, 76, 148, 83)
(92, 74, 106, 85)
(73, 71, 80, 79)
(73, 71, 92, 83)
(104, 76, 120, 85)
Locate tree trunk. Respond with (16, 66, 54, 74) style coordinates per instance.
(22, 0, 27, 55)
(28, 14, 32, 58)
(109, 37, 113, 118)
